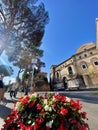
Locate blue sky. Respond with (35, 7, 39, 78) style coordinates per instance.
(40, 0, 98, 80)
(1, 0, 98, 83)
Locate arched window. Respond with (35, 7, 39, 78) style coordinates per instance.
(57, 72, 59, 81)
(82, 64, 87, 69)
(80, 61, 88, 70)
(84, 54, 87, 57)
(63, 77, 67, 82)
(68, 66, 73, 75)
(63, 77, 67, 89)
(94, 61, 98, 66)
(90, 52, 93, 55)
(79, 56, 81, 59)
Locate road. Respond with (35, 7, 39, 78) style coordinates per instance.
(0, 91, 98, 130)
(62, 91, 98, 104)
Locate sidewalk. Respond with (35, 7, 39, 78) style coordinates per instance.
(0, 92, 24, 129)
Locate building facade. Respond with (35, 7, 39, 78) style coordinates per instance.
(50, 18, 98, 89)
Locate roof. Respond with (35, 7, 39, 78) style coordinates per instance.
(76, 42, 96, 53)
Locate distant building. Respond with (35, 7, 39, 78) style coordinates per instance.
(50, 18, 98, 89)
(34, 71, 48, 86)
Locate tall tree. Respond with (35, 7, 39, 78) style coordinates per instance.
(0, 0, 49, 80)
(0, 0, 49, 56)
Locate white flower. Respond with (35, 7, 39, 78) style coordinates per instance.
(66, 97, 71, 102)
(46, 120, 53, 128)
(31, 122, 35, 126)
(52, 96, 56, 101)
(31, 93, 37, 98)
(44, 104, 49, 111)
(28, 120, 31, 124)
(48, 106, 52, 111)
(15, 102, 22, 110)
(44, 99, 48, 104)
(44, 104, 52, 111)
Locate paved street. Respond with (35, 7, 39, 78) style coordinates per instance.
(0, 92, 24, 129)
(80, 100, 98, 130)
(0, 91, 98, 130)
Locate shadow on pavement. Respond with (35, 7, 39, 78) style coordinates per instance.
(0, 104, 11, 120)
(3, 97, 17, 104)
(0, 97, 18, 120)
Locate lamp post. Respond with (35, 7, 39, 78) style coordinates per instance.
(30, 58, 37, 91)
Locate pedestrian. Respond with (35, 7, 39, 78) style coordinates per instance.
(10, 83, 17, 98)
(24, 85, 29, 95)
(0, 74, 4, 102)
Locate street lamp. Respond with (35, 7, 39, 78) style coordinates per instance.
(30, 58, 37, 91)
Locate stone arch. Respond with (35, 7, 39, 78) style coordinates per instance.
(62, 76, 67, 89)
(68, 66, 73, 75)
(56, 72, 59, 81)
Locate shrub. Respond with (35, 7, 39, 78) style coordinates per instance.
(2, 92, 89, 130)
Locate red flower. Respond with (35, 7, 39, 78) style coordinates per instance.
(58, 120, 68, 130)
(12, 128, 15, 130)
(41, 109, 45, 113)
(81, 112, 87, 119)
(36, 118, 44, 125)
(5, 119, 13, 124)
(28, 100, 36, 108)
(18, 122, 25, 130)
(53, 102, 57, 107)
(78, 124, 87, 130)
(37, 103, 42, 110)
(54, 94, 66, 102)
(70, 99, 82, 110)
(25, 125, 33, 130)
(60, 107, 68, 116)
(20, 95, 29, 105)
(71, 119, 77, 124)
(46, 126, 50, 130)
(61, 95, 66, 102)
(33, 123, 39, 130)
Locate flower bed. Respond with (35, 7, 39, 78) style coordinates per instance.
(2, 92, 89, 130)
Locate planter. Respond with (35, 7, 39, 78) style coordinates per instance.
(1, 92, 89, 130)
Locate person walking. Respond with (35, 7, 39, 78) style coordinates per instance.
(0, 74, 4, 102)
(10, 83, 17, 98)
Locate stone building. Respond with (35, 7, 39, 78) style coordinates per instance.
(50, 18, 98, 89)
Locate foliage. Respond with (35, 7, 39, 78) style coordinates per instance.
(20, 57, 46, 87)
(0, 0, 49, 55)
(0, 0, 49, 79)
(2, 93, 89, 130)
(0, 0, 49, 68)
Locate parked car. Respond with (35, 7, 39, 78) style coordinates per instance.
(53, 82, 65, 91)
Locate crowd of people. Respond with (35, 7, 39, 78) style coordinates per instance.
(0, 74, 18, 103)
(0, 74, 30, 104)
